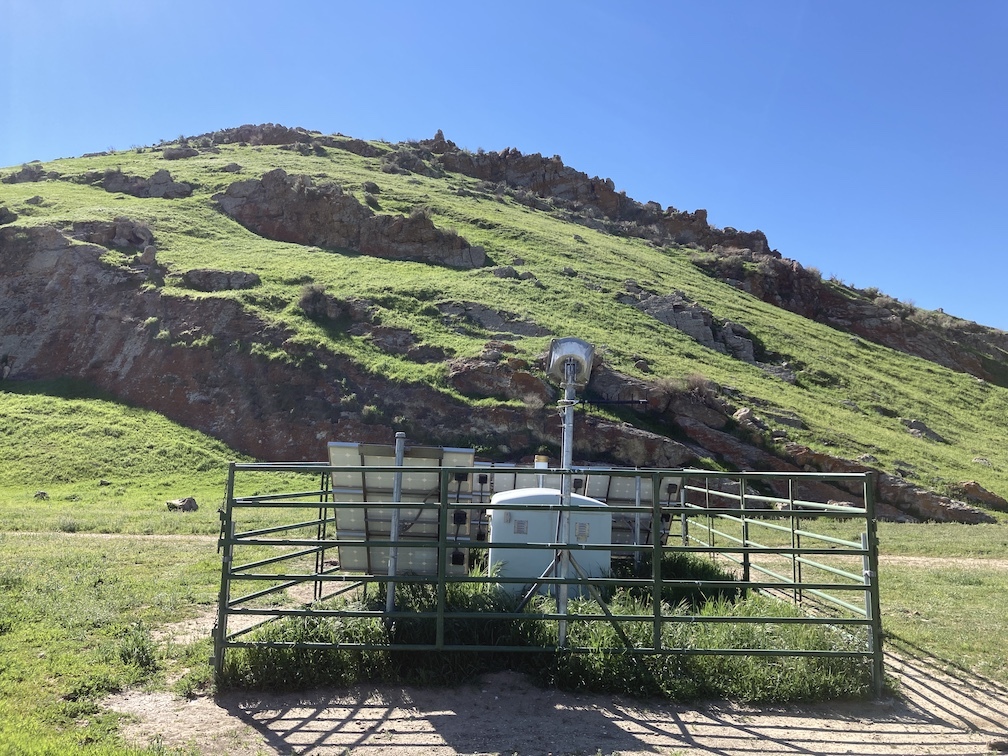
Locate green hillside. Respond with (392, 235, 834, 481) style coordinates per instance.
(2, 126, 1005, 505)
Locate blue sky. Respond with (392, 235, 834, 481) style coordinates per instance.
(3, 1, 1006, 329)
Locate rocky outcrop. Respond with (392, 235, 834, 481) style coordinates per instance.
(0, 207, 17, 225)
(622, 285, 756, 363)
(694, 245, 1008, 387)
(952, 481, 1008, 512)
(187, 124, 385, 158)
(785, 444, 996, 524)
(214, 169, 486, 269)
(448, 355, 555, 406)
(83, 168, 193, 199)
(437, 302, 549, 337)
(584, 363, 998, 524)
(2, 163, 60, 183)
(413, 133, 770, 254)
(195, 123, 324, 147)
(71, 218, 154, 249)
(162, 146, 199, 160)
(901, 418, 947, 443)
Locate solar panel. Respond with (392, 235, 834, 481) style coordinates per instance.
(327, 442, 475, 575)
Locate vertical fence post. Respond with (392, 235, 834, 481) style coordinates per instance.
(863, 472, 884, 696)
(213, 462, 236, 680)
(634, 474, 642, 572)
(705, 477, 713, 554)
(740, 476, 750, 590)
(789, 477, 801, 604)
(651, 471, 662, 652)
(679, 479, 688, 547)
(437, 467, 450, 650)
(315, 470, 330, 602)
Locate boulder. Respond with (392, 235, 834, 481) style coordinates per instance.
(166, 496, 198, 512)
(97, 168, 192, 199)
(162, 146, 199, 160)
(2, 163, 58, 183)
(632, 290, 757, 363)
(953, 481, 1008, 512)
(448, 356, 554, 405)
(901, 418, 947, 443)
(72, 217, 153, 249)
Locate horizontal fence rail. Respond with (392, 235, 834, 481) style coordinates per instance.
(214, 462, 883, 694)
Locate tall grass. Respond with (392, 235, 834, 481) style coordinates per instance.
(221, 554, 873, 702)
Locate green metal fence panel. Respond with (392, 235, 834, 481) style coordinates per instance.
(212, 463, 884, 694)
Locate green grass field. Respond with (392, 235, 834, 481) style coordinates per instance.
(1, 385, 1006, 753)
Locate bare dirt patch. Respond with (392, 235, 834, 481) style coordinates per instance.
(118, 552, 1008, 755)
(106, 647, 1008, 756)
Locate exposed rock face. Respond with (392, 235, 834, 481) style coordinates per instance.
(72, 218, 154, 249)
(953, 481, 1008, 512)
(785, 444, 996, 524)
(0, 223, 689, 469)
(695, 245, 1008, 387)
(0, 207, 17, 225)
(363, 326, 450, 363)
(585, 363, 999, 524)
(182, 269, 261, 292)
(437, 302, 548, 337)
(428, 140, 770, 254)
(88, 168, 193, 199)
(214, 169, 486, 269)
(624, 287, 756, 363)
(188, 124, 385, 157)
(198, 123, 323, 146)
(448, 356, 555, 406)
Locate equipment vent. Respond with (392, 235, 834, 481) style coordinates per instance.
(513, 519, 528, 535)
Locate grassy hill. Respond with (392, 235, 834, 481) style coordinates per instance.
(2, 125, 1006, 512)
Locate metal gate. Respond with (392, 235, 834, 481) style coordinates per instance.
(213, 460, 882, 694)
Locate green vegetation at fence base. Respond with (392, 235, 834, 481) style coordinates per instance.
(221, 558, 873, 703)
(612, 550, 744, 608)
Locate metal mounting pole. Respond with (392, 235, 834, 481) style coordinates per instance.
(386, 432, 406, 615)
(557, 357, 577, 647)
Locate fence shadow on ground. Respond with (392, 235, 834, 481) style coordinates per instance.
(210, 653, 1008, 756)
